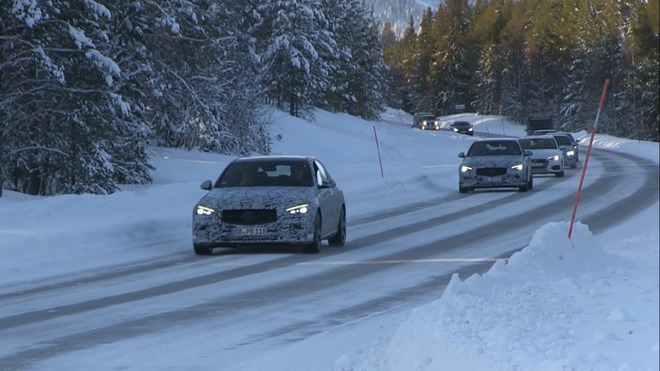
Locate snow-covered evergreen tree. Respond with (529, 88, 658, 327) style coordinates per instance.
(321, 0, 390, 120)
(1, 0, 151, 195)
(254, 0, 338, 118)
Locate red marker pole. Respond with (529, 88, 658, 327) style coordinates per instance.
(568, 79, 610, 239)
(373, 126, 384, 178)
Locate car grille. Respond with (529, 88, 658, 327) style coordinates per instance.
(222, 209, 277, 225)
(476, 168, 507, 177)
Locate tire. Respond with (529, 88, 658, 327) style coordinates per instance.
(459, 186, 469, 193)
(328, 207, 346, 247)
(193, 244, 213, 255)
(302, 213, 321, 253)
(555, 170, 565, 177)
(519, 173, 531, 192)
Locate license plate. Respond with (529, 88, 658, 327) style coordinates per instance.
(232, 227, 267, 236)
(533, 163, 544, 168)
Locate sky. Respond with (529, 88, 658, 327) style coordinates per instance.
(0, 108, 658, 370)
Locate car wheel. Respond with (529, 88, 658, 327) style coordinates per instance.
(555, 170, 564, 177)
(328, 207, 346, 247)
(528, 175, 534, 190)
(459, 186, 469, 193)
(302, 213, 321, 253)
(193, 244, 213, 255)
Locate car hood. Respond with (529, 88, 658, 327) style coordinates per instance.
(196, 186, 317, 210)
(462, 155, 526, 167)
(527, 149, 560, 158)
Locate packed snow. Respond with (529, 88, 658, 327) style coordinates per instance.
(1, 108, 657, 370)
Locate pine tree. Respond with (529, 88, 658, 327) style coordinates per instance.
(0, 0, 151, 195)
(254, 0, 338, 118)
(321, 0, 390, 120)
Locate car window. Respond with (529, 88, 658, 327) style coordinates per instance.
(468, 141, 520, 156)
(215, 161, 313, 187)
(519, 138, 557, 150)
(313, 160, 329, 185)
(553, 135, 572, 146)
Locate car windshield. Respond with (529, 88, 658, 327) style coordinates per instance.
(454, 122, 470, 127)
(519, 138, 557, 150)
(467, 141, 521, 156)
(553, 135, 572, 146)
(214, 161, 313, 188)
(421, 115, 436, 120)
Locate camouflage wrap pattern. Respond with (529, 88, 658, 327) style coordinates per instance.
(193, 186, 344, 248)
(458, 155, 531, 189)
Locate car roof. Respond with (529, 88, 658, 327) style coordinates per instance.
(233, 155, 313, 164)
(476, 138, 518, 142)
(521, 135, 557, 140)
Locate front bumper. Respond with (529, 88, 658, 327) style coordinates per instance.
(530, 159, 563, 174)
(459, 170, 527, 189)
(193, 211, 315, 248)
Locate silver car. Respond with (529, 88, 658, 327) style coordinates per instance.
(551, 133, 578, 168)
(192, 155, 346, 255)
(518, 136, 565, 177)
(458, 138, 533, 193)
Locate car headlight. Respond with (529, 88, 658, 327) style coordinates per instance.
(510, 163, 524, 171)
(453, 128, 459, 132)
(460, 165, 473, 173)
(286, 203, 309, 214)
(547, 155, 560, 161)
(468, 127, 473, 131)
(565, 150, 575, 156)
(196, 205, 215, 215)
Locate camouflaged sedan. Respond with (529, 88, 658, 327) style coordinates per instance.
(458, 138, 533, 193)
(192, 155, 346, 255)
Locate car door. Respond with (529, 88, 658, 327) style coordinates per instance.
(313, 160, 341, 236)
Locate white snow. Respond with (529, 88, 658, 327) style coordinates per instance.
(1, 108, 657, 370)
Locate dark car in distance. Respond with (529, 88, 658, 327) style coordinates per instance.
(451, 121, 474, 136)
(412, 112, 440, 130)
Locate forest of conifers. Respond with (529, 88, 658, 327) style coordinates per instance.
(381, 0, 658, 142)
(0, 0, 657, 196)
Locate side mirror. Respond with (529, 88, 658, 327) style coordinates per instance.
(200, 180, 212, 190)
(320, 179, 335, 189)
(458, 152, 466, 158)
(524, 150, 533, 157)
